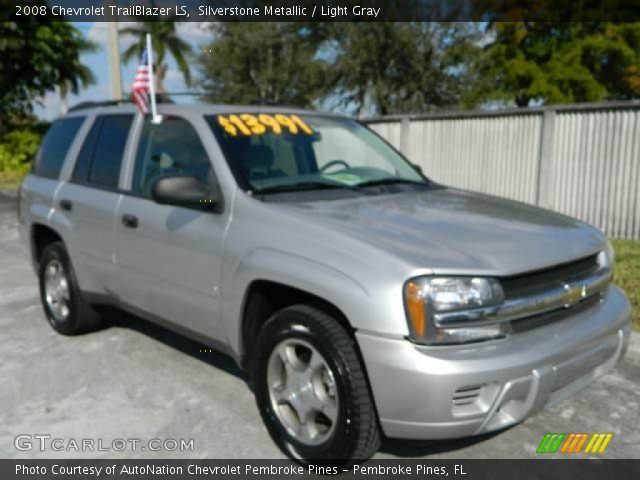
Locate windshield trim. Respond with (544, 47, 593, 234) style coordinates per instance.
(250, 180, 357, 195)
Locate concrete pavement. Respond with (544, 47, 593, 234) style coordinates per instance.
(1, 193, 639, 460)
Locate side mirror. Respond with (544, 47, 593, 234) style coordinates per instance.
(412, 164, 423, 174)
(151, 175, 221, 210)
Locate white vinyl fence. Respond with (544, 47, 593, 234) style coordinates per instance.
(364, 102, 640, 239)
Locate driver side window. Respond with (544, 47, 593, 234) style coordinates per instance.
(132, 116, 212, 198)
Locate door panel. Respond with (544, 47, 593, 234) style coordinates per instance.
(114, 196, 227, 341)
(54, 183, 121, 294)
(113, 115, 227, 343)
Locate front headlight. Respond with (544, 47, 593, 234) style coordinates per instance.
(404, 276, 507, 345)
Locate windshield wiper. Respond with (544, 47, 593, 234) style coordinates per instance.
(251, 181, 357, 195)
(355, 178, 430, 189)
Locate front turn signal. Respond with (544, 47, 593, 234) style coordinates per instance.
(405, 281, 426, 338)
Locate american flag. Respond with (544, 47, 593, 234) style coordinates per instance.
(131, 48, 150, 114)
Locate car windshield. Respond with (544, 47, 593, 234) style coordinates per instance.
(206, 113, 427, 194)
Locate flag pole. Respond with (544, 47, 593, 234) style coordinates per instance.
(146, 33, 162, 124)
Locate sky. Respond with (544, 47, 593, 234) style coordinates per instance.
(33, 21, 484, 119)
(34, 22, 212, 120)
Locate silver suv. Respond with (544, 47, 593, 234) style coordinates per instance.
(18, 103, 631, 462)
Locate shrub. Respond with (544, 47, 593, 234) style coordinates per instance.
(0, 129, 42, 178)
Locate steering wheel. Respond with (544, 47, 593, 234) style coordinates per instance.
(320, 159, 350, 173)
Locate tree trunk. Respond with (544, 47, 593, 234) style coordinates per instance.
(153, 64, 175, 103)
(60, 88, 68, 114)
(155, 63, 167, 93)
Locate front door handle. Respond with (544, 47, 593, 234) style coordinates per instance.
(121, 214, 138, 229)
(59, 199, 73, 211)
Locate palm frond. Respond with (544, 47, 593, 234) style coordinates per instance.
(121, 39, 146, 64)
(121, 21, 193, 86)
(169, 46, 191, 86)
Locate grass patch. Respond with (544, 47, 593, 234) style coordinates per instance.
(0, 171, 25, 192)
(611, 238, 640, 330)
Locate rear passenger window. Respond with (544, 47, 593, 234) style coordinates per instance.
(33, 117, 85, 179)
(72, 114, 133, 189)
(72, 117, 101, 182)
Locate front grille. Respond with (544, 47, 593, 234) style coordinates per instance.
(509, 295, 601, 334)
(500, 254, 604, 333)
(501, 254, 600, 299)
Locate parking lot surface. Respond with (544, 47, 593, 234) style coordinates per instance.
(1, 193, 639, 459)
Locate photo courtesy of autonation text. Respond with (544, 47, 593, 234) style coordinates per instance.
(1, 0, 639, 479)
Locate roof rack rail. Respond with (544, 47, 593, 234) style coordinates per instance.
(69, 94, 178, 113)
(68, 100, 131, 112)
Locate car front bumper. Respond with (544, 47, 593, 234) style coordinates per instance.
(357, 285, 631, 440)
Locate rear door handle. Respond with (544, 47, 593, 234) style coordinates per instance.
(121, 214, 138, 229)
(59, 199, 73, 211)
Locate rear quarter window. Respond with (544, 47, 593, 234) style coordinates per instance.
(33, 116, 85, 179)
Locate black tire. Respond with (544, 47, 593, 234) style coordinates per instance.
(38, 241, 102, 335)
(252, 304, 380, 464)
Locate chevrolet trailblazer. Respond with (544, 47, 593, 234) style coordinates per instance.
(18, 103, 631, 462)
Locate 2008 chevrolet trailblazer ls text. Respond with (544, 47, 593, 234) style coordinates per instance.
(17, 103, 631, 462)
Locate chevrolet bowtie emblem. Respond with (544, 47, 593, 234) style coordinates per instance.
(563, 283, 587, 307)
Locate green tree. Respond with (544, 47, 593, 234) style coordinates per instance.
(121, 21, 193, 93)
(198, 22, 481, 114)
(478, 22, 640, 107)
(198, 23, 328, 107)
(325, 23, 483, 115)
(0, 17, 95, 132)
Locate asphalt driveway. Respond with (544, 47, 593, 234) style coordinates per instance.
(1, 192, 639, 460)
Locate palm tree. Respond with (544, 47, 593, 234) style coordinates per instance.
(59, 64, 96, 114)
(121, 22, 192, 94)
(58, 30, 97, 113)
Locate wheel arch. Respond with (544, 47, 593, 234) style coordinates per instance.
(31, 223, 64, 270)
(238, 279, 356, 371)
(223, 247, 373, 367)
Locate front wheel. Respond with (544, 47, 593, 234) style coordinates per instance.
(252, 305, 380, 463)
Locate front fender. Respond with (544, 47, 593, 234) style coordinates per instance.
(221, 246, 406, 359)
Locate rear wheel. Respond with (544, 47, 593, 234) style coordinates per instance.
(38, 241, 102, 335)
(252, 305, 380, 463)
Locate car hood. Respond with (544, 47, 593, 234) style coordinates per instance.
(284, 188, 605, 275)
